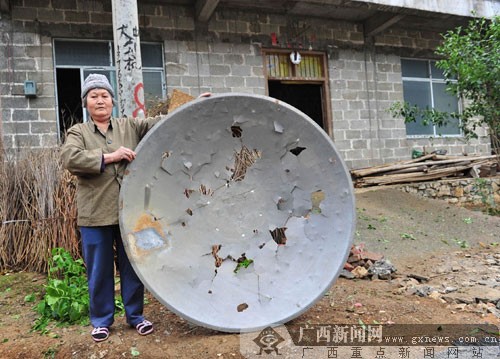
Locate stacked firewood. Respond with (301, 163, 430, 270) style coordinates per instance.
(351, 153, 499, 188)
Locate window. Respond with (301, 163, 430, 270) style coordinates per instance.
(54, 39, 165, 137)
(401, 59, 460, 137)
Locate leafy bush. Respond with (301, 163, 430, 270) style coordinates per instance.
(33, 248, 90, 332)
(32, 247, 127, 333)
(390, 16, 500, 153)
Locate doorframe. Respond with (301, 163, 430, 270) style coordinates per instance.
(262, 48, 332, 137)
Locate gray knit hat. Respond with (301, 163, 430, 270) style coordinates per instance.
(81, 74, 114, 105)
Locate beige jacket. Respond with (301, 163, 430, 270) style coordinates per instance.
(61, 116, 160, 226)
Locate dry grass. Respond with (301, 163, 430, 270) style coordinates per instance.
(0, 148, 79, 273)
(231, 146, 261, 182)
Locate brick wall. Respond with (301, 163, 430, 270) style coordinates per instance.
(0, 0, 491, 168)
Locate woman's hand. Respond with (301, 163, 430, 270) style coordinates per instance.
(104, 146, 136, 164)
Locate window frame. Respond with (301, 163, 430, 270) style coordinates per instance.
(53, 38, 166, 126)
(401, 58, 462, 138)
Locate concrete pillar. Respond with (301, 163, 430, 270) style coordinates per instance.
(111, 0, 145, 118)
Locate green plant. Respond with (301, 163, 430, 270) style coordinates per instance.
(453, 238, 469, 248)
(32, 248, 90, 332)
(390, 16, 500, 153)
(474, 178, 500, 216)
(400, 233, 416, 240)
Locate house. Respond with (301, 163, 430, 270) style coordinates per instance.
(0, 0, 498, 169)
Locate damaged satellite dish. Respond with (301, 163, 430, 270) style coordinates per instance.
(119, 93, 355, 333)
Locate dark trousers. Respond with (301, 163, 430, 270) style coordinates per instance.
(80, 225, 145, 328)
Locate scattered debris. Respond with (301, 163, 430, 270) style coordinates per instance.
(369, 259, 397, 280)
(407, 273, 430, 283)
(342, 244, 396, 280)
(395, 249, 500, 319)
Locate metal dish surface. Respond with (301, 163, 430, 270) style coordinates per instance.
(119, 93, 355, 332)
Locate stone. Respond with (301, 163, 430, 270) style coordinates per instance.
(453, 187, 464, 197)
(429, 291, 441, 300)
(475, 287, 500, 304)
(351, 266, 369, 279)
(368, 259, 397, 280)
(442, 291, 475, 304)
(415, 285, 434, 297)
(407, 273, 429, 282)
(339, 269, 356, 279)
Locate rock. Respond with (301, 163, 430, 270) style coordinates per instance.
(415, 285, 435, 297)
(442, 291, 475, 304)
(441, 286, 458, 294)
(452, 303, 467, 311)
(351, 266, 369, 279)
(475, 287, 500, 304)
(368, 259, 397, 280)
(407, 273, 429, 283)
(489, 306, 500, 318)
(339, 269, 356, 279)
(429, 291, 441, 300)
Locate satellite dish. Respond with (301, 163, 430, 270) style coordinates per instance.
(119, 93, 355, 333)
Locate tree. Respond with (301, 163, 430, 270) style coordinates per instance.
(391, 16, 500, 154)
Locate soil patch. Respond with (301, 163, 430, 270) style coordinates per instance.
(0, 187, 499, 358)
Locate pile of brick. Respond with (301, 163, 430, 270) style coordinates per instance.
(341, 243, 397, 280)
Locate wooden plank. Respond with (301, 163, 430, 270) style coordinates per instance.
(351, 155, 498, 178)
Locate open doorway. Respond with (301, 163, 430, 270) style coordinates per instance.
(268, 81, 325, 130)
(56, 68, 83, 140)
(263, 50, 331, 136)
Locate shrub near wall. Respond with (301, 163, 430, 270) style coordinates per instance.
(0, 148, 80, 272)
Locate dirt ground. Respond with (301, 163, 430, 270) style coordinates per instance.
(0, 186, 499, 359)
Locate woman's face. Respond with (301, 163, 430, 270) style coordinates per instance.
(86, 88, 113, 122)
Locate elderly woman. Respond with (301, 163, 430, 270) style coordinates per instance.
(61, 74, 158, 342)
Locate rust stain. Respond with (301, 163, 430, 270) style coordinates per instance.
(128, 213, 168, 261)
(133, 213, 165, 237)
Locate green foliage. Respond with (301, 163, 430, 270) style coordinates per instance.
(32, 248, 127, 333)
(388, 102, 461, 136)
(391, 16, 500, 150)
(32, 248, 90, 332)
(453, 238, 469, 249)
(436, 16, 500, 136)
(474, 178, 500, 216)
(400, 233, 416, 240)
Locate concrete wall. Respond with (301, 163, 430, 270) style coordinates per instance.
(0, 0, 491, 168)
